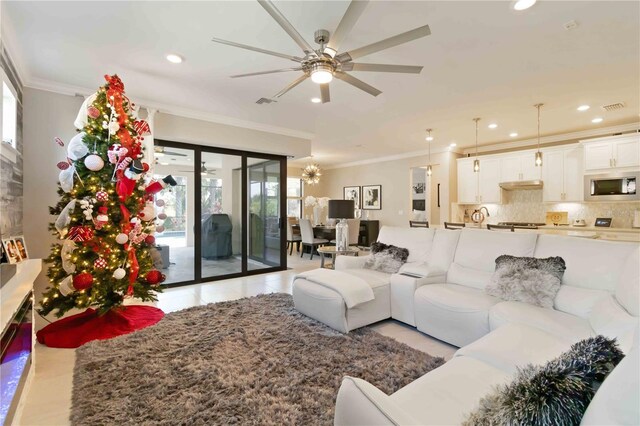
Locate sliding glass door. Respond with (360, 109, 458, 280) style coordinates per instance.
(154, 140, 286, 287)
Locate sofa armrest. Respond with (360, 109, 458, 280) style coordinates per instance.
(335, 255, 370, 271)
(398, 263, 446, 286)
(334, 377, 420, 426)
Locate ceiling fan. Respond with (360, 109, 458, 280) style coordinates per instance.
(154, 146, 188, 157)
(212, 0, 430, 104)
(178, 161, 216, 176)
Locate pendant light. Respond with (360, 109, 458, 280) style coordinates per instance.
(426, 129, 433, 176)
(473, 118, 481, 172)
(302, 156, 322, 185)
(534, 103, 543, 167)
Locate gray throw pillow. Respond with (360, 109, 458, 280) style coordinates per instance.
(485, 255, 566, 308)
(463, 336, 624, 426)
(363, 242, 409, 274)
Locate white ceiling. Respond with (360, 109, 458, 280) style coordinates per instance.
(5, 1, 640, 166)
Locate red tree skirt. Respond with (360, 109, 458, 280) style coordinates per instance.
(36, 305, 164, 348)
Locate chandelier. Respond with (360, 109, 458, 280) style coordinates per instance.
(302, 162, 322, 185)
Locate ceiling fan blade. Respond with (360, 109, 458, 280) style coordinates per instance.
(230, 67, 303, 78)
(211, 37, 303, 62)
(336, 24, 431, 62)
(341, 63, 423, 74)
(272, 74, 309, 99)
(334, 71, 381, 97)
(257, 0, 316, 55)
(324, 0, 370, 57)
(320, 83, 330, 103)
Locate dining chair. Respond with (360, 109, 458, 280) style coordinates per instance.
(286, 219, 302, 255)
(409, 221, 429, 228)
(299, 219, 328, 260)
(487, 224, 515, 232)
(444, 222, 466, 230)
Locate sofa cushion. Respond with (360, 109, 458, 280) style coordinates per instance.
(417, 284, 500, 313)
(377, 226, 435, 263)
(455, 323, 573, 375)
(426, 229, 461, 273)
(464, 336, 624, 426)
(364, 242, 409, 274)
(447, 229, 538, 289)
(615, 246, 640, 316)
(553, 285, 609, 319)
(589, 295, 639, 354)
(581, 329, 640, 426)
(489, 301, 594, 342)
(533, 234, 637, 292)
(485, 255, 565, 308)
(390, 357, 511, 425)
(343, 268, 391, 289)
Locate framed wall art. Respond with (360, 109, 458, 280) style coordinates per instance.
(343, 186, 361, 209)
(362, 185, 382, 210)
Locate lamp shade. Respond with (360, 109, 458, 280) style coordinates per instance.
(328, 199, 355, 219)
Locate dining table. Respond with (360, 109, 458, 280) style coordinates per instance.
(292, 224, 336, 240)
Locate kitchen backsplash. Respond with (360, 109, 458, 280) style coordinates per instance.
(454, 189, 640, 228)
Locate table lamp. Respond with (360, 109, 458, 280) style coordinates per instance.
(328, 199, 355, 251)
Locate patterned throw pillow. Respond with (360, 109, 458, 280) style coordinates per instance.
(485, 255, 566, 308)
(363, 242, 409, 274)
(464, 336, 624, 426)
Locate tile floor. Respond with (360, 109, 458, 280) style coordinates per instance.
(17, 252, 457, 425)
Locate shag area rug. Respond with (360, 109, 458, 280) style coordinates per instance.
(72, 293, 444, 425)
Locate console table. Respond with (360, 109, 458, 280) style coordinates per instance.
(358, 220, 380, 247)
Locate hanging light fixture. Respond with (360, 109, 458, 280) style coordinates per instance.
(426, 129, 433, 176)
(473, 118, 481, 172)
(534, 103, 544, 167)
(302, 157, 322, 185)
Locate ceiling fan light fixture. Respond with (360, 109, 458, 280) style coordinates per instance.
(310, 63, 334, 84)
(323, 47, 337, 58)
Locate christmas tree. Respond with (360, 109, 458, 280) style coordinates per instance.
(38, 75, 174, 318)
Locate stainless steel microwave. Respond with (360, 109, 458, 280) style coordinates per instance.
(584, 172, 638, 201)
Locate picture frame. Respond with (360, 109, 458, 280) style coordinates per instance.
(2, 238, 21, 264)
(13, 235, 28, 260)
(362, 185, 382, 210)
(343, 186, 361, 209)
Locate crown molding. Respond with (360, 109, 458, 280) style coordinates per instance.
(326, 145, 459, 170)
(24, 77, 315, 140)
(461, 122, 640, 155)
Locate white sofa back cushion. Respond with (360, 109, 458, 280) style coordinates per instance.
(426, 229, 462, 273)
(588, 296, 639, 354)
(553, 286, 609, 319)
(377, 226, 435, 264)
(447, 229, 538, 289)
(616, 247, 640, 317)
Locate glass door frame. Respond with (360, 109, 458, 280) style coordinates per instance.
(155, 139, 287, 288)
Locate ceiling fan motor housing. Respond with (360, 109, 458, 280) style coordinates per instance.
(314, 29, 330, 45)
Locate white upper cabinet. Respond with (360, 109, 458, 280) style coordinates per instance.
(456, 157, 501, 204)
(542, 145, 583, 202)
(499, 152, 542, 182)
(479, 158, 502, 203)
(583, 134, 640, 171)
(457, 158, 478, 204)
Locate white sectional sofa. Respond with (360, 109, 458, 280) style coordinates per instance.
(290, 226, 640, 425)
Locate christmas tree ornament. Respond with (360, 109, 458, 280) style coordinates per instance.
(73, 92, 98, 129)
(94, 258, 107, 269)
(67, 132, 89, 160)
(73, 272, 94, 291)
(115, 233, 129, 244)
(133, 120, 151, 136)
(84, 154, 105, 171)
(54, 136, 65, 147)
(96, 189, 109, 202)
(57, 161, 70, 170)
(145, 175, 177, 196)
(155, 225, 165, 233)
(145, 270, 165, 285)
(113, 268, 126, 280)
(139, 203, 155, 221)
(67, 225, 94, 242)
(155, 199, 165, 207)
(108, 120, 120, 135)
(87, 105, 100, 119)
(144, 235, 155, 245)
(157, 213, 167, 220)
(58, 275, 75, 296)
(94, 206, 109, 229)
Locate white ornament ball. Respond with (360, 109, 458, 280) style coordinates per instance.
(140, 204, 155, 221)
(155, 225, 165, 233)
(115, 233, 129, 244)
(84, 154, 104, 171)
(113, 268, 126, 280)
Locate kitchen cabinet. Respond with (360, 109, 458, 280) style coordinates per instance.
(542, 146, 583, 202)
(457, 157, 501, 204)
(500, 152, 542, 182)
(583, 135, 640, 171)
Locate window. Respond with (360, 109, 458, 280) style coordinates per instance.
(286, 177, 303, 218)
(202, 177, 223, 214)
(2, 81, 17, 149)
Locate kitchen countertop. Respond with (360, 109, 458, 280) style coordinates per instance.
(537, 225, 640, 234)
(443, 223, 640, 242)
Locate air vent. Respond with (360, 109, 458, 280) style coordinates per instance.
(256, 98, 276, 105)
(601, 102, 625, 111)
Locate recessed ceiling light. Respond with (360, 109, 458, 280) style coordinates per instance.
(159, 162, 169, 166)
(513, 0, 537, 11)
(425, 136, 434, 141)
(449, 143, 457, 147)
(166, 54, 183, 64)
(488, 123, 498, 129)
(310, 97, 321, 104)
(591, 117, 603, 123)
(577, 105, 590, 112)
(155, 152, 165, 157)
(509, 132, 518, 138)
